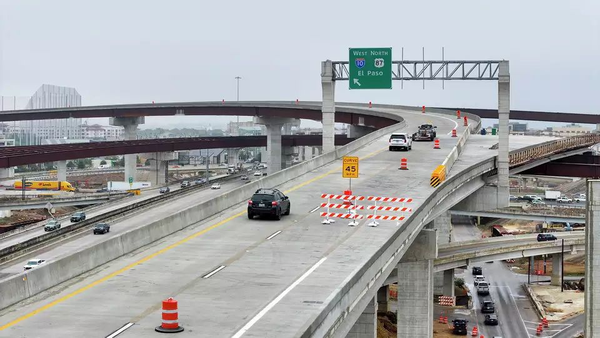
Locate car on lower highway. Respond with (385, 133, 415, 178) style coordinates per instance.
(253, 171, 262, 177)
(181, 180, 191, 188)
(481, 300, 495, 313)
(44, 219, 61, 232)
(241, 175, 249, 180)
(211, 183, 221, 189)
(537, 233, 557, 242)
(159, 186, 170, 193)
(70, 211, 86, 222)
(484, 314, 499, 325)
(23, 258, 46, 271)
(93, 223, 110, 235)
(452, 318, 468, 335)
(248, 188, 290, 220)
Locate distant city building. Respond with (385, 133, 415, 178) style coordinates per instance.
(552, 123, 592, 137)
(81, 123, 124, 140)
(12, 85, 84, 145)
(493, 122, 528, 133)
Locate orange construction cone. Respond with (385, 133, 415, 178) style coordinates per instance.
(452, 129, 457, 137)
(155, 297, 184, 333)
(439, 315, 444, 323)
(536, 326, 542, 336)
(443, 316, 448, 324)
(463, 116, 468, 126)
(399, 158, 408, 170)
(422, 105, 426, 114)
(543, 318, 549, 328)
(457, 110, 461, 119)
(434, 139, 441, 149)
(471, 326, 478, 336)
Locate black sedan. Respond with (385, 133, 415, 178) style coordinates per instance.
(93, 223, 110, 235)
(484, 314, 499, 326)
(159, 187, 170, 193)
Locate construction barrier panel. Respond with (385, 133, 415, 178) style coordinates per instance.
(430, 165, 446, 188)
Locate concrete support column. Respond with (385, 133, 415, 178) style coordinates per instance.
(347, 125, 373, 139)
(110, 117, 145, 183)
(282, 146, 294, 169)
(397, 229, 437, 338)
(254, 117, 295, 175)
(228, 148, 239, 168)
(321, 60, 336, 154)
(551, 254, 563, 286)
(497, 61, 510, 208)
(585, 180, 600, 337)
(347, 296, 377, 338)
(443, 269, 455, 297)
(142, 152, 176, 186)
(377, 285, 390, 314)
(428, 212, 452, 296)
(0, 168, 14, 179)
(57, 160, 67, 182)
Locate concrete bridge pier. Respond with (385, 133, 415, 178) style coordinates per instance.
(0, 167, 14, 179)
(397, 229, 438, 338)
(227, 148, 239, 169)
(585, 180, 600, 337)
(254, 116, 295, 175)
(497, 61, 510, 208)
(56, 160, 67, 182)
(347, 296, 377, 338)
(347, 124, 373, 139)
(321, 59, 336, 154)
(551, 253, 563, 286)
(143, 152, 177, 186)
(428, 212, 452, 296)
(110, 117, 145, 183)
(377, 285, 390, 314)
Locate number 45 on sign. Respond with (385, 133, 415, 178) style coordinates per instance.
(342, 156, 359, 178)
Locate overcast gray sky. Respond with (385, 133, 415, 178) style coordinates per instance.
(0, 0, 598, 128)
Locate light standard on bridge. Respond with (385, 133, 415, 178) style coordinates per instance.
(234, 76, 242, 136)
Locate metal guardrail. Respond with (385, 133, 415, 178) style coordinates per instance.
(510, 134, 600, 167)
(0, 173, 243, 265)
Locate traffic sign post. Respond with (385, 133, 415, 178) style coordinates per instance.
(342, 156, 359, 192)
(128, 176, 133, 189)
(349, 47, 392, 90)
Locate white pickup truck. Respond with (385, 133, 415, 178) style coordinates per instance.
(388, 133, 413, 151)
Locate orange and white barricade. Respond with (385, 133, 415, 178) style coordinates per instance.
(320, 193, 413, 227)
(438, 295, 456, 306)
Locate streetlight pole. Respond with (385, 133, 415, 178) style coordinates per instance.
(235, 76, 241, 136)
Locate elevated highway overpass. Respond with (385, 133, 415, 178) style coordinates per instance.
(0, 103, 597, 338)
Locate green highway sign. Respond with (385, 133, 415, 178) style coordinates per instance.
(349, 47, 392, 90)
(128, 177, 133, 184)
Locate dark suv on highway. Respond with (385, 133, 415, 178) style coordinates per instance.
(537, 233, 557, 242)
(452, 318, 468, 335)
(70, 211, 86, 222)
(247, 188, 290, 220)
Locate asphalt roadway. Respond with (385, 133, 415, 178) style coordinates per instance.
(0, 177, 250, 281)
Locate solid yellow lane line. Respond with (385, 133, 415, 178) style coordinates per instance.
(0, 146, 387, 331)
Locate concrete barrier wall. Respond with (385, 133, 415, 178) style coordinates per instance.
(0, 115, 406, 311)
(441, 127, 471, 173)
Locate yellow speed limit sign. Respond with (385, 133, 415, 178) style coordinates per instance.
(342, 156, 359, 178)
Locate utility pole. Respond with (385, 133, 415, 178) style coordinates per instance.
(235, 76, 241, 136)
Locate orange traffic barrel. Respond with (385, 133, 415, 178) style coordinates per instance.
(452, 129, 457, 137)
(457, 110, 461, 119)
(399, 158, 408, 170)
(464, 116, 468, 126)
(434, 139, 441, 149)
(155, 297, 184, 333)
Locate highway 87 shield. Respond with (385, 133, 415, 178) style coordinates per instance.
(342, 156, 359, 178)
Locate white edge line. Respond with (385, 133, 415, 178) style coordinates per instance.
(309, 205, 321, 213)
(266, 230, 282, 240)
(106, 322, 134, 338)
(203, 265, 226, 279)
(231, 257, 327, 338)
